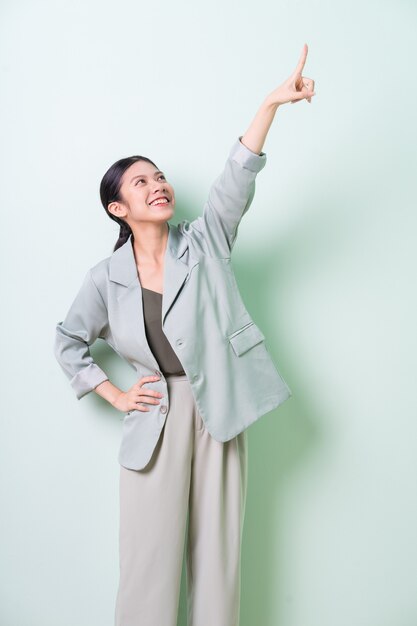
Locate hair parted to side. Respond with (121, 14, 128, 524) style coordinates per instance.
(100, 155, 159, 252)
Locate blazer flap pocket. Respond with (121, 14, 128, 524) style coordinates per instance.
(228, 322, 265, 357)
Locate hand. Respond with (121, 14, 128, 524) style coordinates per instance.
(113, 375, 163, 413)
(264, 43, 316, 107)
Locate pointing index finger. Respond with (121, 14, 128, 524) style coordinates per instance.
(293, 43, 308, 76)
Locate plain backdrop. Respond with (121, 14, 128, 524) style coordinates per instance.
(1, 1, 416, 625)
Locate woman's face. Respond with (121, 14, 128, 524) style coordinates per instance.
(110, 160, 175, 226)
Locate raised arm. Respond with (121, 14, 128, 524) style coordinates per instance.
(183, 44, 315, 258)
(241, 43, 315, 154)
(183, 135, 267, 258)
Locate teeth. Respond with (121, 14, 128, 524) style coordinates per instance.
(150, 198, 169, 206)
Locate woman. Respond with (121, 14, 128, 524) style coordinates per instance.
(54, 44, 315, 626)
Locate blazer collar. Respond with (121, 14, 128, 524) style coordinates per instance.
(109, 221, 188, 288)
(108, 220, 198, 334)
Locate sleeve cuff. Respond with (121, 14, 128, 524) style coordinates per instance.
(70, 363, 109, 400)
(228, 136, 267, 173)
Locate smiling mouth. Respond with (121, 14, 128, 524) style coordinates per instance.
(149, 199, 170, 207)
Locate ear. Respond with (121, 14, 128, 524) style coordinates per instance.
(108, 201, 126, 219)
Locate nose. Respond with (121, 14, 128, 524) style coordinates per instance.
(149, 186, 170, 204)
(153, 182, 167, 192)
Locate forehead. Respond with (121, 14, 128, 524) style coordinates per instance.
(124, 160, 162, 183)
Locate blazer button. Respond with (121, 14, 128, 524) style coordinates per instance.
(160, 405, 167, 414)
(176, 339, 183, 347)
(154, 370, 162, 377)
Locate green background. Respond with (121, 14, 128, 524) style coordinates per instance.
(1, 0, 416, 624)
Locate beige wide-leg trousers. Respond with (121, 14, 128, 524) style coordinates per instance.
(114, 373, 248, 626)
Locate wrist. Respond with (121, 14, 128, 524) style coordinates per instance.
(110, 389, 125, 409)
(261, 98, 280, 113)
(94, 379, 124, 408)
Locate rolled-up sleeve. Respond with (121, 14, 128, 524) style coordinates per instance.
(54, 269, 110, 400)
(184, 136, 267, 258)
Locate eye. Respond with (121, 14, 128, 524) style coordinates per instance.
(135, 174, 166, 186)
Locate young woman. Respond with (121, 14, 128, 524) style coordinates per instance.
(54, 43, 315, 626)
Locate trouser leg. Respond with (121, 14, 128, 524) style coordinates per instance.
(114, 375, 194, 626)
(186, 413, 248, 626)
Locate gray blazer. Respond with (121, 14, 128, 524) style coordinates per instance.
(54, 136, 292, 470)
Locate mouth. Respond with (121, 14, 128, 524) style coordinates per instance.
(149, 197, 170, 207)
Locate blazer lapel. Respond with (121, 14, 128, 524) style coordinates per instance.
(109, 222, 198, 367)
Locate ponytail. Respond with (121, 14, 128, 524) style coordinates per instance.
(113, 220, 133, 252)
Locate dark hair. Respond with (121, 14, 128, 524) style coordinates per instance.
(100, 155, 159, 252)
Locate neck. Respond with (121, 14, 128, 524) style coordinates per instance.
(131, 222, 169, 265)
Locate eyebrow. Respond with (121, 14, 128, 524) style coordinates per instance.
(130, 170, 165, 183)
